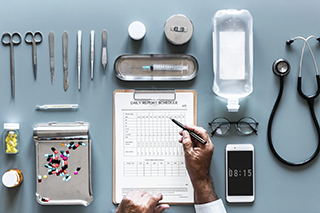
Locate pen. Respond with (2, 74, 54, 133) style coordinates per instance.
(170, 118, 207, 145)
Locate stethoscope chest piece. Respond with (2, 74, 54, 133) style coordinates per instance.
(272, 58, 290, 77)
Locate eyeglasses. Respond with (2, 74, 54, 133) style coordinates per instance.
(208, 117, 259, 136)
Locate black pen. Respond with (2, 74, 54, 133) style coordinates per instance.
(170, 118, 207, 145)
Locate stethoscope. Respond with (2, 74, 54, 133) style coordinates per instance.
(267, 35, 320, 166)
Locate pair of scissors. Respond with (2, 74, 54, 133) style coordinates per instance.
(1, 32, 21, 98)
(25, 31, 43, 79)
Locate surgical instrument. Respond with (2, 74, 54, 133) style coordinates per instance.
(36, 104, 78, 110)
(90, 30, 95, 80)
(1, 32, 21, 98)
(78, 30, 82, 90)
(142, 63, 188, 72)
(101, 30, 107, 73)
(62, 31, 69, 91)
(268, 35, 320, 166)
(49, 32, 54, 84)
(25, 31, 43, 79)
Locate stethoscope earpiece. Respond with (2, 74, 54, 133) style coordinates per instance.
(272, 58, 290, 77)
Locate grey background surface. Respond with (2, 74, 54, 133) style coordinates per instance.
(0, 0, 320, 212)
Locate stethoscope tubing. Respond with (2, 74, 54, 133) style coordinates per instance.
(267, 75, 320, 166)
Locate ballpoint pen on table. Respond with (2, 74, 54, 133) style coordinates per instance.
(90, 30, 95, 80)
(170, 118, 207, 145)
(78, 30, 82, 90)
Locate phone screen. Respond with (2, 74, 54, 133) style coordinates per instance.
(227, 151, 253, 196)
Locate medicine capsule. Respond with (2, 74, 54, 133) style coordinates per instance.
(44, 164, 53, 169)
(38, 175, 42, 183)
(78, 142, 86, 147)
(76, 167, 81, 171)
(51, 147, 58, 154)
(41, 197, 50, 202)
(43, 175, 47, 179)
(44, 154, 53, 158)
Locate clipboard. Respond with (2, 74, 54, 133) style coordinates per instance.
(113, 89, 197, 204)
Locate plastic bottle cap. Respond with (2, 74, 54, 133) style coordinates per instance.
(227, 99, 240, 112)
(4, 123, 19, 129)
(128, 21, 146, 40)
(2, 170, 19, 188)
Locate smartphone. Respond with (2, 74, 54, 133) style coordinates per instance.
(225, 144, 255, 203)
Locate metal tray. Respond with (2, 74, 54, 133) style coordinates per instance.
(114, 54, 198, 81)
(34, 122, 93, 206)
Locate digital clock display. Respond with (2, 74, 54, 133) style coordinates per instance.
(227, 151, 253, 195)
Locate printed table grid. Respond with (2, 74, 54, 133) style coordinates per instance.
(123, 112, 186, 156)
(124, 161, 186, 177)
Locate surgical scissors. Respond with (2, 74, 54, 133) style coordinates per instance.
(25, 31, 43, 79)
(1, 32, 21, 98)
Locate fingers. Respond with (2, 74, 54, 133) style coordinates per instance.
(145, 192, 163, 207)
(180, 130, 194, 154)
(184, 124, 211, 143)
(153, 204, 170, 213)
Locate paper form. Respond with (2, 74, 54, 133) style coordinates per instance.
(113, 90, 195, 204)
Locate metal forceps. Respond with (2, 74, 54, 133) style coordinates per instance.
(25, 31, 43, 79)
(1, 32, 21, 98)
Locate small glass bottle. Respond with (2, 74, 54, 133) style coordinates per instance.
(3, 123, 20, 154)
(2, 169, 24, 188)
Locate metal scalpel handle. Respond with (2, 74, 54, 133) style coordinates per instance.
(62, 31, 69, 91)
(102, 30, 107, 73)
(49, 32, 54, 84)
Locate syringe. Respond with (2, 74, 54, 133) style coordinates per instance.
(142, 63, 188, 72)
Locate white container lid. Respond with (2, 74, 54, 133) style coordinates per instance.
(128, 21, 146, 40)
(4, 123, 19, 129)
(2, 170, 19, 188)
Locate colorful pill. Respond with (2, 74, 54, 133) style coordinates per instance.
(76, 167, 81, 171)
(72, 144, 80, 150)
(51, 147, 58, 154)
(43, 175, 47, 179)
(78, 142, 86, 147)
(63, 156, 68, 161)
(41, 197, 50, 202)
(61, 143, 65, 147)
(74, 171, 78, 175)
(44, 154, 54, 158)
(64, 161, 68, 166)
(38, 175, 42, 183)
(44, 164, 53, 169)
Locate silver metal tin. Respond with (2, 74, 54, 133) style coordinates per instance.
(114, 54, 198, 81)
(34, 122, 93, 206)
(164, 14, 194, 45)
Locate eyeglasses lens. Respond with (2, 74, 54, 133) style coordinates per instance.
(211, 117, 230, 135)
(237, 117, 257, 135)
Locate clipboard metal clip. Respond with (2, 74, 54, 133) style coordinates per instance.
(133, 90, 176, 101)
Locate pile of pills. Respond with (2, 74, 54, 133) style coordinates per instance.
(38, 141, 86, 184)
(5, 131, 18, 153)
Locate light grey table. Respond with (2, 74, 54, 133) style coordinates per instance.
(1, 0, 320, 212)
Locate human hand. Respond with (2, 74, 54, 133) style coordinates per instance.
(179, 124, 217, 204)
(115, 190, 170, 213)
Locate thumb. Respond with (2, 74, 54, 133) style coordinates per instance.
(182, 130, 193, 154)
(153, 204, 170, 213)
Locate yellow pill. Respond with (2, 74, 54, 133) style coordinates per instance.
(43, 175, 47, 179)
